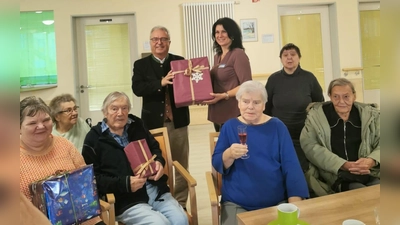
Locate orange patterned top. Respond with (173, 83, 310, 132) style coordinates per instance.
(19, 136, 100, 225)
(20, 136, 86, 200)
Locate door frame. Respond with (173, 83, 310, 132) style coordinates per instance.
(73, 14, 140, 122)
(278, 5, 333, 100)
(359, 2, 381, 106)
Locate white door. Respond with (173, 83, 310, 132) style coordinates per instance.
(359, 2, 380, 106)
(75, 15, 141, 124)
(278, 6, 333, 100)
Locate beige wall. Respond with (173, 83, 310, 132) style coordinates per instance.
(20, 0, 373, 104)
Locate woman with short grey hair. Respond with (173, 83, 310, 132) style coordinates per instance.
(300, 78, 380, 196)
(49, 93, 90, 152)
(236, 80, 268, 104)
(327, 77, 356, 96)
(212, 80, 308, 225)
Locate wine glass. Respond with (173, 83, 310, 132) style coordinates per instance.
(237, 125, 249, 159)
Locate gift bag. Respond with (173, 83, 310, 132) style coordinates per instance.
(29, 164, 101, 225)
(171, 57, 214, 108)
(124, 139, 157, 178)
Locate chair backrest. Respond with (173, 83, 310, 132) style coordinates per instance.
(209, 132, 222, 196)
(151, 127, 198, 225)
(150, 127, 174, 195)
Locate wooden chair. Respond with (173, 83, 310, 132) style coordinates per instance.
(205, 132, 222, 225)
(99, 198, 115, 225)
(100, 127, 198, 225)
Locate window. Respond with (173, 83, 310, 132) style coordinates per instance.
(20, 11, 57, 91)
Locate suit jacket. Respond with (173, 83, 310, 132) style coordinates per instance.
(131, 54, 190, 129)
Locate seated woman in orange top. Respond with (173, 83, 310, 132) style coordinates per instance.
(19, 96, 105, 225)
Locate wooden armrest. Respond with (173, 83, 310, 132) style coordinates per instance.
(99, 199, 111, 211)
(173, 161, 197, 187)
(106, 193, 116, 204)
(102, 193, 116, 225)
(205, 171, 218, 207)
(173, 160, 198, 225)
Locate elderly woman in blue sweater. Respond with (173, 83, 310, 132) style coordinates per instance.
(212, 80, 309, 225)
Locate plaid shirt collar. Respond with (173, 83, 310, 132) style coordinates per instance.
(101, 118, 134, 147)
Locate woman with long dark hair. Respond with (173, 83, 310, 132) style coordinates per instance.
(203, 17, 252, 132)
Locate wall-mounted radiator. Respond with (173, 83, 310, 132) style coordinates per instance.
(182, 1, 234, 66)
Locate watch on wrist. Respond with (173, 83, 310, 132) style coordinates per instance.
(225, 92, 229, 100)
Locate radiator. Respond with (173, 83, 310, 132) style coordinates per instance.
(182, 1, 234, 66)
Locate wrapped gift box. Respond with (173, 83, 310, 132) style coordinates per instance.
(124, 139, 157, 178)
(29, 165, 100, 225)
(171, 57, 213, 108)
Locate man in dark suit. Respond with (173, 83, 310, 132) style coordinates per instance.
(131, 26, 190, 209)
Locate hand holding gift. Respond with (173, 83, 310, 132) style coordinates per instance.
(202, 92, 227, 105)
(129, 175, 147, 192)
(161, 70, 174, 86)
(147, 160, 164, 181)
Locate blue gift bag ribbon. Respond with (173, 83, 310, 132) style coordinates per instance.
(63, 173, 79, 224)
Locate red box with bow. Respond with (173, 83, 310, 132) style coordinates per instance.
(124, 139, 157, 178)
(171, 57, 214, 108)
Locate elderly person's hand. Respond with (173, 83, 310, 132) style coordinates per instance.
(228, 143, 249, 159)
(148, 161, 164, 181)
(130, 175, 147, 192)
(342, 158, 376, 175)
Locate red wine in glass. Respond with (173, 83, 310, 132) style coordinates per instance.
(237, 125, 249, 159)
(239, 133, 247, 144)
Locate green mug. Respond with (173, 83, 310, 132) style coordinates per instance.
(277, 203, 300, 225)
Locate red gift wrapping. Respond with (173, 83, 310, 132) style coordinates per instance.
(171, 57, 214, 108)
(124, 139, 157, 178)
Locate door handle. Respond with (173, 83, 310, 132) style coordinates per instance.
(80, 85, 93, 89)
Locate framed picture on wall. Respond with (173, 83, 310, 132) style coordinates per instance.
(240, 19, 258, 42)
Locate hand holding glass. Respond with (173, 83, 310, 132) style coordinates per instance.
(237, 125, 249, 159)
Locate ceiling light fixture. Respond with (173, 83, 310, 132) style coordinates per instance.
(42, 20, 54, 25)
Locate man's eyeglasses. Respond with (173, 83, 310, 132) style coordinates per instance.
(58, 106, 79, 114)
(150, 37, 170, 43)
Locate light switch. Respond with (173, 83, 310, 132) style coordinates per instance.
(262, 34, 274, 43)
(143, 41, 150, 51)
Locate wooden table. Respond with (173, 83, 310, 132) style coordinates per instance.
(237, 185, 380, 225)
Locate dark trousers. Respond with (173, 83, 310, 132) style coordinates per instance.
(292, 139, 309, 172)
(213, 123, 224, 132)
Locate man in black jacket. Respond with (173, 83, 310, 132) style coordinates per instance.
(82, 92, 188, 225)
(131, 26, 190, 208)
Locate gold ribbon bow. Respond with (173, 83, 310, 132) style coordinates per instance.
(183, 59, 209, 76)
(173, 59, 209, 104)
(135, 140, 157, 177)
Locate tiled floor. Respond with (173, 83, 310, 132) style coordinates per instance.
(188, 123, 215, 225)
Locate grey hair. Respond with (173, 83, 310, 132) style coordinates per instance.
(101, 92, 132, 114)
(20, 96, 51, 126)
(327, 78, 356, 96)
(48, 93, 76, 122)
(236, 80, 268, 103)
(150, 26, 170, 39)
